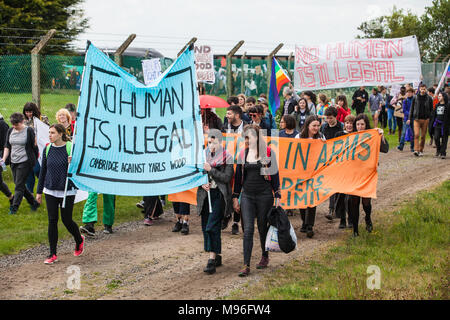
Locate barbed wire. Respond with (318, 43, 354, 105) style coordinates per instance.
(0, 27, 296, 46)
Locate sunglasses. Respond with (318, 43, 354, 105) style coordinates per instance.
(249, 113, 258, 117)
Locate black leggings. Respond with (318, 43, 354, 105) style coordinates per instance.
(335, 193, 350, 223)
(348, 196, 372, 234)
(143, 196, 163, 219)
(396, 117, 403, 141)
(240, 190, 273, 266)
(300, 207, 316, 227)
(46, 194, 82, 255)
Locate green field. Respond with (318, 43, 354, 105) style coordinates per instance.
(227, 180, 450, 300)
(0, 90, 80, 124)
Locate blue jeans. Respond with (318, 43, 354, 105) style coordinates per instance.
(398, 121, 414, 151)
(387, 108, 396, 132)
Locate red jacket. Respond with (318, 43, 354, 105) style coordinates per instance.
(336, 107, 351, 123)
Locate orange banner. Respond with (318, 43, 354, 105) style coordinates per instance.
(169, 129, 381, 209)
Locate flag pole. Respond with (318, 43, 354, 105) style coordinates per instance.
(435, 59, 450, 94)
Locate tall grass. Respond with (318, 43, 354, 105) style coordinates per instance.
(227, 180, 450, 300)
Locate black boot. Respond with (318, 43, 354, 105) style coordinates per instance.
(339, 218, 346, 229)
(363, 204, 373, 233)
(203, 259, 216, 274)
(306, 225, 314, 238)
(325, 208, 333, 220)
(365, 216, 373, 233)
(215, 254, 222, 267)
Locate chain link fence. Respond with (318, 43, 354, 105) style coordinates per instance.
(0, 53, 448, 121)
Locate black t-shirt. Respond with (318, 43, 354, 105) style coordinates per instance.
(298, 110, 308, 128)
(435, 103, 446, 122)
(320, 122, 343, 140)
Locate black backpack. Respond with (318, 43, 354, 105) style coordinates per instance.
(267, 206, 296, 254)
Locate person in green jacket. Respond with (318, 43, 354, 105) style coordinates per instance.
(79, 192, 116, 235)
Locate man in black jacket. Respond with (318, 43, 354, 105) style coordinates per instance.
(352, 86, 369, 115)
(409, 84, 434, 156)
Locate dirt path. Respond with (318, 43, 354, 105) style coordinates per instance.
(1, 144, 449, 300)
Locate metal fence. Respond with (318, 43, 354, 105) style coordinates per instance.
(0, 53, 448, 112)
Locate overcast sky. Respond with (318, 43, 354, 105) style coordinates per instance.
(75, 0, 431, 58)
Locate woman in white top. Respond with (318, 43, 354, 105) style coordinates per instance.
(36, 124, 84, 264)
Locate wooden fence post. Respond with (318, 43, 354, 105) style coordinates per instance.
(226, 41, 244, 97)
(177, 37, 197, 57)
(114, 34, 137, 67)
(266, 43, 284, 96)
(31, 29, 56, 110)
(287, 51, 293, 79)
(241, 51, 246, 94)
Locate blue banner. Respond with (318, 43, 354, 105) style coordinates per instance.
(68, 42, 207, 196)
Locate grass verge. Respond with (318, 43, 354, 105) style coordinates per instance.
(0, 166, 151, 256)
(227, 180, 450, 300)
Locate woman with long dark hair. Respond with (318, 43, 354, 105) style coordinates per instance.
(291, 98, 311, 132)
(297, 115, 324, 237)
(348, 114, 389, 237)
(335, 95, 351, 123)
(198, 130, 234, 274)
(432, 92, 449, 159)
(303, 91, 317, 115)
(233, 124, 281, 277)
(36, 124, 85, 264)
(22, 102, 49, 195)
(2, 113, 40, 215)
(23, 102, 49, 128)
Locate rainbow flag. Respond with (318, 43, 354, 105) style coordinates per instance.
(268, 57, 291, 116)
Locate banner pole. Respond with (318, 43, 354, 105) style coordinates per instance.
(62, 41, 90, 208)
(203, 149, 212, 214)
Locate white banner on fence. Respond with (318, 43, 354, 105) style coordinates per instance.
(142, 58, 162, 85)
(34, 117, 49, 166)
(194, 45, 215, 84)
(294, 36, 421, 90)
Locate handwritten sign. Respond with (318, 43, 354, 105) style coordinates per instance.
(142, 58, 162, 85)
(68, 43, 207, 196)
(294, 36, 421, 90)
(194, 45, 215, 84)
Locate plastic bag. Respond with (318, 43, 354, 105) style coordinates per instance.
(289, 223, 298, 251)
(265, 225, 282, 252)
